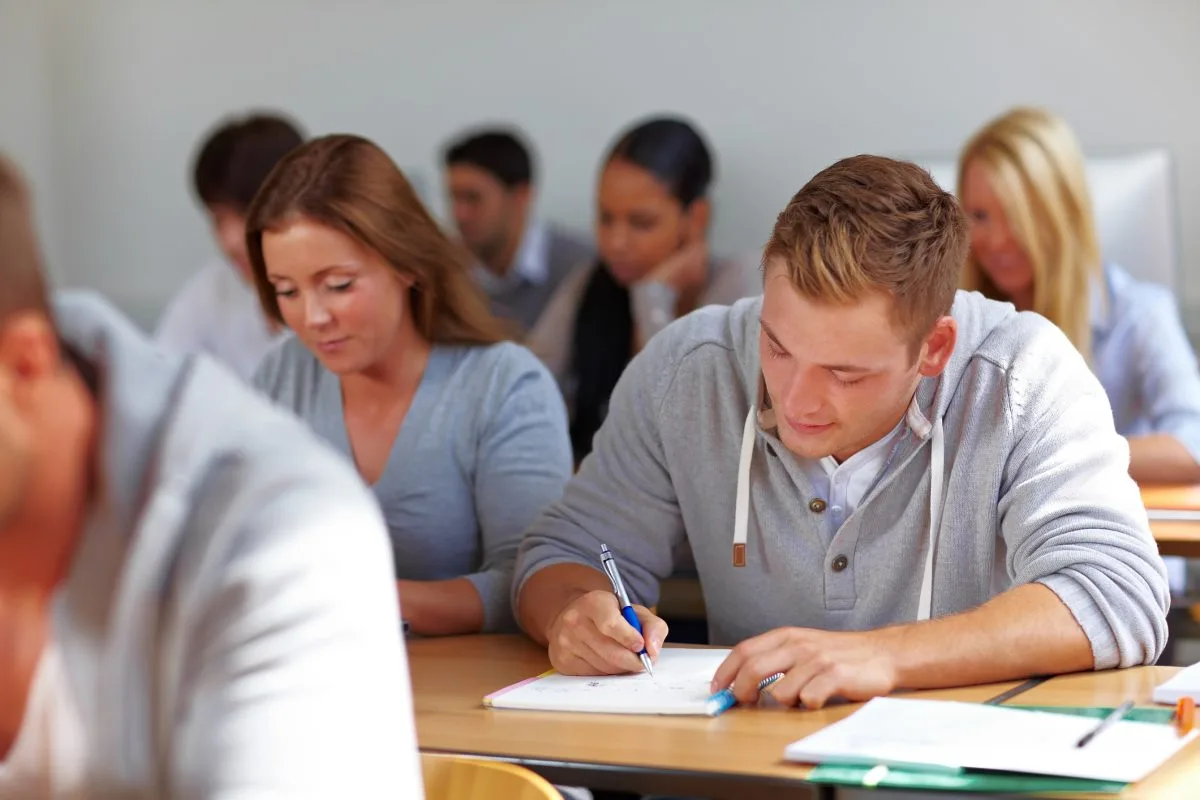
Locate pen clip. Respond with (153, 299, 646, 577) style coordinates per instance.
(599, 544, 632, 607)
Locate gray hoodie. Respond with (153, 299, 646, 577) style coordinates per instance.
(515, 292, 1170, 669)
(11, 292, 422, 798)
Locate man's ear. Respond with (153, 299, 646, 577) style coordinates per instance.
(0, 312, 61, 381)
(510, 183, 534, 215)
(683, 197, 711, 242)
(917, 316, 957, 377)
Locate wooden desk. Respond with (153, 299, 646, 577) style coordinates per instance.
(1142, 485, 1200, 558)
(409, 635, 1199, 799)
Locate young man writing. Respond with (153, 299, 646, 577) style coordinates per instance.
(514, 154, 1169, 709)
(0, 157, 422, 795)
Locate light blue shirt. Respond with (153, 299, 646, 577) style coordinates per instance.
(1092, 263, 1200, 462)
(253, 337, 573, 632)
(794, 419, 905, 544)
(471, 218, 550, 294)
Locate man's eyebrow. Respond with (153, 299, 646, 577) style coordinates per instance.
(760, 320, 788, 352)
(760, 319, 873, 373)
(820, 363, 873, 373)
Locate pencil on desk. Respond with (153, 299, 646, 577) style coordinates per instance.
(1075, 700, 1134, 748)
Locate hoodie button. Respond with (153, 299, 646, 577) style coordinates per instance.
(809, 498, 827, 514)
(831, 554, 849, 572)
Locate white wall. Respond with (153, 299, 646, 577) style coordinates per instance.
(0, 0, 59, 276)
(12, 0, 1200, 331)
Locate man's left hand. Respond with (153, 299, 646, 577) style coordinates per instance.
(710, 627, 900, 709)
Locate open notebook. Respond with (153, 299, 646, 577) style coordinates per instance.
(784, 697, 1195, 784)
(484, 648, 732, 715)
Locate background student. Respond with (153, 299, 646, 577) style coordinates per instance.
(0, 155, 421, 797)
(250, 134, 573, 637)
(156, 112, 304, 380)
(959, 106, 1200, 485)
(527, 115, 761, 462)
(443, 128, 592, 332)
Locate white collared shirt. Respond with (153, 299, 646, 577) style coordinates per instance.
(155, 261, 284, 381)
(472, 219, 549, 293)
(0, 643, 86, 798)
(815, 420, 906, 532)
(753, 377, 909, 537)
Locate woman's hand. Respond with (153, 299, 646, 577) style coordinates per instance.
(644, 240, 708, 293)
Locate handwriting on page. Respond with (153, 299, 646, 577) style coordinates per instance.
(487, 648, 732, 715)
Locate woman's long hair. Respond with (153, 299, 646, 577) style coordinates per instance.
(246, 134, 509, 346)
(959, 107, 1100, 359)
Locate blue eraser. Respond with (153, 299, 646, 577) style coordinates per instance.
(706, 689, 737, 717)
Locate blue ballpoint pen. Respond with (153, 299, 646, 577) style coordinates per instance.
(706, 672, 785, 716)
(599, 544, 655, 677)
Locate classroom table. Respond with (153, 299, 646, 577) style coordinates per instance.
(409, 634, 1200, 799)
(1142, 484, 1200, 558)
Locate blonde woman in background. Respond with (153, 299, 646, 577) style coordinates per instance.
(959, 106, 1200, 485)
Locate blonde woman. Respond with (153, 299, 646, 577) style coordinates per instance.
(960, 106, 1200, 484)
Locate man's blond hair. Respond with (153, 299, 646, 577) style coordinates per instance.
(764, 154, 969, 340)
(0, 156, 50, 326)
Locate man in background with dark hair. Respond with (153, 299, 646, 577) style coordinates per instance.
(156, 112, 304, 379)
(443, 127, 590, 332)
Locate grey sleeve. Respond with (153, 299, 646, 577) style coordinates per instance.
(468, 355, 574, 632)
(173, 467, 423, 798)
(514, 330, 687, 610)
(1000, 325, 1169, 669)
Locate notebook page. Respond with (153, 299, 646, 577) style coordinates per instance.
(1153, 662, 1200, 704)
(784, 697, 1195, 784)
(485, 648, 732, 715)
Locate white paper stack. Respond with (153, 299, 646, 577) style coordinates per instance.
(1153, 662, 1200, 705)
(783, 697, 1195, 784)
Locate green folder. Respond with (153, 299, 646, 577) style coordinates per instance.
(806, 705, 1176, 794)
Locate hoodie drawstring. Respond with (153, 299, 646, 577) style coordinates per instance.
(731, 403, 944, 623)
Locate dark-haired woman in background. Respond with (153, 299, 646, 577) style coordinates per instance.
(248, 134, 572, 637)
(528, 116, 760, 462)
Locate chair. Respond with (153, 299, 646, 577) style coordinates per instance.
(421, 752, 563, 800)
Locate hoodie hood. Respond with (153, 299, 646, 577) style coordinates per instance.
(731, 292, 1019, 621)
(49, 289, 195, 688)
(54, 290, 191, 539)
